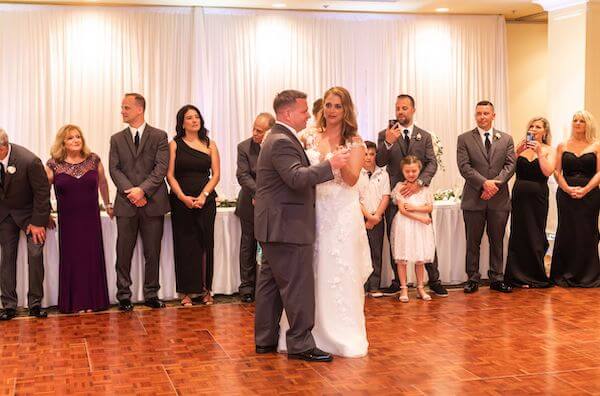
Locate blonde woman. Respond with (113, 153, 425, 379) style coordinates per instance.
(46, 124, 111, 313)
(505, 117, 555, 288)
(551, 111, 600, 287)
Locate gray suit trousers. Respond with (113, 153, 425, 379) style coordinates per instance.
(116, 212, 164, 301)
(463, 209, 509, 283)
(0, 216, 44, 309)
(238, 217, 258, 295)
(254, 242, 316, 354)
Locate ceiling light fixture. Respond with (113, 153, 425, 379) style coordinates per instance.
(435, 7, 450, 12)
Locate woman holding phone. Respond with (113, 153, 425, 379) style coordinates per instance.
(505, 117, 555, 288)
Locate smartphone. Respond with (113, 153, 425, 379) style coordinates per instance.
(388, 119, 398, 129)
(526, 132, 534, 142)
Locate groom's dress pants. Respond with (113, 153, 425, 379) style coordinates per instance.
(255, 242, 316, 354)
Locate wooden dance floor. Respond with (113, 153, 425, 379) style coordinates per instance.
(1, 286, 599, 395)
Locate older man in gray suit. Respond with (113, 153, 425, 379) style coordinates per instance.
(235, 112, 275, 304)
(109, 93, 170, 311)
(457, 100, 516, 294)
(0, 129, 51, 320)
(254, 90, 348, 362)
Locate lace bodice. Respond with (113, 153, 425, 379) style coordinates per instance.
(47, 153, 100, 179)
(303, 129, 364, 187)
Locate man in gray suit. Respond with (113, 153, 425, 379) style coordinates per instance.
(254, 90, 348, 362)
(235, 112, 275, 304)
(109, 93, 170, 311)
(0, 129, 51, 320)
(376, 94, 448, 297)
(457, 100, 516, 294)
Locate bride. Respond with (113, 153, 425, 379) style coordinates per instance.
(278, 86, 373, 358)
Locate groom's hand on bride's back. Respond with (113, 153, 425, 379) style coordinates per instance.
(329, 149, 350, 170)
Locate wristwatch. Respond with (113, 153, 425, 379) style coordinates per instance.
(416, 179, 424, 187)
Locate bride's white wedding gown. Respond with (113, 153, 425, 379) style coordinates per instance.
(277, 145, 373, 358)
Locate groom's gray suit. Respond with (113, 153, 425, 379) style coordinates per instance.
(254, 122, 333, 354)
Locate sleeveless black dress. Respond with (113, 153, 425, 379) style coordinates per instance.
(505, 156, 551, 287)
(551, 151, 600, 287)
(170, 137, 217, 293)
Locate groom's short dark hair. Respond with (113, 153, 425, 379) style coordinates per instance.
(273, 90, 307, 113)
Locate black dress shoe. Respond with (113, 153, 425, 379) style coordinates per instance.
(490, 281, 513, 293)
(119, 299, 134, 312)
(256, 345, 277, 354)
(28, 306, 48, 319)
(144, 298, 166, 309)
(0, 308, 17, 321)
(429, 282, 449, 297)
(241, 294, 254, 303)
(288, 347, 333, 362)
(382, 284, 400, 296)
(463, 281, 479, 294)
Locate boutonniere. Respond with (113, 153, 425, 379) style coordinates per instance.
(494, 132, 501, 141)
(415, 133, 422, 141)
(6, 166, 16, 174)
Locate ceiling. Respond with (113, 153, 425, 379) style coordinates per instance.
(2, 0, 547, 21)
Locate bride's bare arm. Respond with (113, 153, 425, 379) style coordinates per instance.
(341, 136, 365, 186)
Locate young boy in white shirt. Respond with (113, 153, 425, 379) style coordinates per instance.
(358, 141, 390, 297)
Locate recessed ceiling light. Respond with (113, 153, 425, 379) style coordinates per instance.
(272, 3, 287, 7)
(435, 7, 450, 12)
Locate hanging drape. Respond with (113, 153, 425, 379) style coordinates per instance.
(0, 5, 509, 198)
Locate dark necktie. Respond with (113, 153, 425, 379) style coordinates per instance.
(134, 130, 140, 149)
(403, 129, 410, 149)
(484, 132, 491, 154)
(367, 171, 373, 179)
(0, 163, 4, 187)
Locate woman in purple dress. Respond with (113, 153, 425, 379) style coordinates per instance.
(46, 125, 112, 313)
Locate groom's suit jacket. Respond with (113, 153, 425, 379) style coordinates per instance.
(254, 123, 334, 245)
(456, 128, 516, 211)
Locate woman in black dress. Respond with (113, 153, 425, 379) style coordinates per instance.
(505, 117, 555, 288)
(167, 105, 221, 305)
(551, 110, 600, 287)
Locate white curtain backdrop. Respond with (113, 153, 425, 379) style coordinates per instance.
(0, 5, 509, 198)
(0, 4, 196, 180)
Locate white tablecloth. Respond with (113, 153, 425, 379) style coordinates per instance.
(380, 200, 508, 286)
(13, 207, 241, 308)
(10, 202, 510, 307)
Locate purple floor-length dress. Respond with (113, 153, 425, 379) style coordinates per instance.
(47, 153, 109, 313)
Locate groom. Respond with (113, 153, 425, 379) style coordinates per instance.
(254, 90, 349, 362)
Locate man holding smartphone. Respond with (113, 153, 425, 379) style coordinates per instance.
(375, 94, 448, 297)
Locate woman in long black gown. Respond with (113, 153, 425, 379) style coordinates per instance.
(505, 117, 555, 288)
(167, 105, 221, 305)
(551, 110, 600, 287)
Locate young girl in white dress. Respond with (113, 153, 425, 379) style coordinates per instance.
(390, 156, 436, 303)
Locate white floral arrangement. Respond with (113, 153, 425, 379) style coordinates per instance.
(216, 196, 237, 208)
(433, 186, 462, 202)
(431, 133, 445, 172)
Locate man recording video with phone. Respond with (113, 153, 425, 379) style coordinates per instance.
(375, 94, 447, 297)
